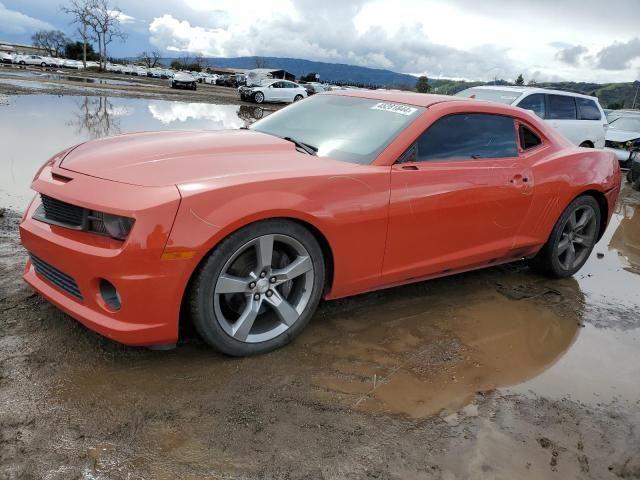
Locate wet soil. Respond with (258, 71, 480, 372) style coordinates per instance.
(0, 64, 266, 106)
(1, 84, 640, 479)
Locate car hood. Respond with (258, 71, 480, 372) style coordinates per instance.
(173, 73, 195, 81)
(606, 128, 640, 143)
(59, 130, 350, 187)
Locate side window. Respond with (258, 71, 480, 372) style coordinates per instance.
(416, 113, 518, 161)
(548, 95, 577, 120)
(519, 125, 542, 150)
(517, 94, 546, 119)
(576, 98, 602, 121)
(272, 82, 283, 88)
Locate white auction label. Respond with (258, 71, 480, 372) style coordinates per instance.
(370, 102, 418, 116)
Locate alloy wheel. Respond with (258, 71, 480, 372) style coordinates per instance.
(556, 205, 598, 270)
(213, 234, 314, 343)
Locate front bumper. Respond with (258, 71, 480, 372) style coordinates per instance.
(19, 166, 192, 346)
(604, 147, 636, 167)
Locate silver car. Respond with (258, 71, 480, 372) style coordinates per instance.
(605, 114, 640, 168)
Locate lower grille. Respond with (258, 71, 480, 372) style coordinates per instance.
(29, 253, 83, 300)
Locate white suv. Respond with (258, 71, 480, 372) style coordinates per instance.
(456, 86, 607, 148)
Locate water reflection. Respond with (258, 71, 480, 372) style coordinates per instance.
(147, 101, 265, 128)
(310, 280, 582, 418)
(610, 199, 640, 273)
(67, 96, 125, 138)
(0, 94, 264, 209)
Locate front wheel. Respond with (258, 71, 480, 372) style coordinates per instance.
(189, 220, 325, 356)
(528, 196, 601, 277)
(253, 91, 264, 104)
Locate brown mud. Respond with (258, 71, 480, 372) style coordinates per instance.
(0, 80, 639, 478)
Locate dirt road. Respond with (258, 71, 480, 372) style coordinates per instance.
(0, 78, 639, 479)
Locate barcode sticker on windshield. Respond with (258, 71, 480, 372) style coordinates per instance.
(371, 103, 418, 116)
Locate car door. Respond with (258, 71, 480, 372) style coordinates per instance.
(268, 82, 285, 102)
(382, 112, 535, 284)
(547, 94, 583, 145)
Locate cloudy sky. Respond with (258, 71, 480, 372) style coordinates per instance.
(1, 0, 639, 82)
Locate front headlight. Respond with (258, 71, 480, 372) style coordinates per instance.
(102, 213, 135, 240)
(88, 211, 135, 240)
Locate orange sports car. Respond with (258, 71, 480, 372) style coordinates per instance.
(20, 91, 620, 356)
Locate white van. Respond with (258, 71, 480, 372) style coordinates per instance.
(455, 86, 607, 148)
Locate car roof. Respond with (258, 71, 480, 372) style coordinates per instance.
(464, 85, 599, 101)
(325, 89, 466, 107)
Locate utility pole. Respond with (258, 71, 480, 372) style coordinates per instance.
(632, 82, 639, 109)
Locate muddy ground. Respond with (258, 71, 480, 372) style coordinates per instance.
(1, 74, 640, 479)
(0, 64, 269, 106)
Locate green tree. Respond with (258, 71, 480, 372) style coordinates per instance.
(64, 41, 99, 60)
(515, 74, 525, 86)
(415, 75, 431, 93)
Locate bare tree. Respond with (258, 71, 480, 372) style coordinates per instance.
(89, 0, 127, 71)
(61, 0, 94, 68)
(139, 50, 162, 68)
(194, 52, 206, 70)
(31, 30, 68, 56)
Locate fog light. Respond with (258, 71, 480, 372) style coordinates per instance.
(100, 279, 121, 311)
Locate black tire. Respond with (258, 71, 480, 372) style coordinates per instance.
(189, 220, 325, 356)
(40, 62, 47, 67)
(579, 141, 594, 148)
(528, 195, 601, 278)
(294, 94, 303, 102)
(254, 91, 265, 104)
(19, 61, 25, 65)
(192, 83, 197, 91)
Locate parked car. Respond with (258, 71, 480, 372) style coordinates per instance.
(20, 91, 620, 356)
(16, 55, 49, 67)
(1, 52, 15, 64)
(239, 80, 307, 104)
(202, 74, 219, 84)
(302, 82, 328, 96)
(171, 72, 197, 90)
(605, 114, 640, 168)
(456, 86, 607, 148)
(62, 59, 84, 69)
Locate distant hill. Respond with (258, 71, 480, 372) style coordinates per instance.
(200, 56, 419, 87)
(157, 55, 639, 109)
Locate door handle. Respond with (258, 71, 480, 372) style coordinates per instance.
(401, 165, 419, 170)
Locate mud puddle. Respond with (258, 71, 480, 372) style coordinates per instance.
(0, 68, 135, 86)
(0, 94, 267, 209)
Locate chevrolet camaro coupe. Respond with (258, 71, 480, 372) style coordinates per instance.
(20, 91, 621, 356)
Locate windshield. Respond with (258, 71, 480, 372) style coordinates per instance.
(250, 94, 425, 164)
(455, 88, 521, 105)
(609, 116, 640, 132)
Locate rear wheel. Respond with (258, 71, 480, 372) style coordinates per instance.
(579, 141, 594, 148)
(294, 94, 303, 102)
(40, 62, 47, 67)
(528, 196, 601, 277)
(189, 220, 325, 356)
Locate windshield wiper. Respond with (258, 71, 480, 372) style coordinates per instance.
(283, 136, 318, 156)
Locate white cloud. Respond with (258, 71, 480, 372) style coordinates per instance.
(143, 0, 640, 82)
(109, 10, 135, 25)
(0, 1, 53, 34)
